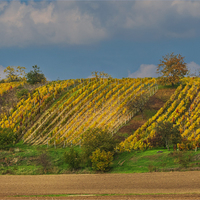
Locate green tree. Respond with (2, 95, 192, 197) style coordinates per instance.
(157, 53, 188, 87)
(150, 121, 182, 151)
(81, 128, 117, 165)
(64, 147, 81, 170)
(26, 65, 46, 84)
(0, 127, 17, 149)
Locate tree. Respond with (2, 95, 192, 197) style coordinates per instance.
(26, 65, 46, 84)
(157, 53, 188, 86)
(0, 127, 17, 149)
(150, 121, 182, 151)
(91, 71, 112, 79)
(127, 92, 149, 119)
(81, 128, 117, 165)
(64, 147, 81, 170)
(4, 66, 26, 82)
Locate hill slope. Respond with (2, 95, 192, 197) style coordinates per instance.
(115, 87, 176, 141)
(119, 77, 200, 151)
(0, 78, 157, 146)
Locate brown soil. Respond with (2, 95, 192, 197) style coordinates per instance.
(115, 88, 176, 141)
(0, 172, 199, 199)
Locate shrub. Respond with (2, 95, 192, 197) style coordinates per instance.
(169, 151, 192, 168)
(0, 79, 5, 83)
(37, 152, 52, 174)
(90, 148, 113, 172)
(16, 88, 29, 99)
(64, 147, 81, 170)
(81, 128, 117, 164)
(0, 127, 17, 149)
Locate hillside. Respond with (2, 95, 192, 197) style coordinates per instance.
(0, 82, 46, 115)
(1, 77, 200, 153)
(119, 77, 200, 151)
(115, 87, 176, 141)
(0, 78, 157, 146)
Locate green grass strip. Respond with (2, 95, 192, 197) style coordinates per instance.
(12, 192, 200, 198)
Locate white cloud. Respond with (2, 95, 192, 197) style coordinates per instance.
(128, 64, 158, 78)
(0, 0, 200, 47)
(0, 65, 6, 79)
(0, 1, 107, 47)
(187, 61, 200, 76)
(110, 0, 200, 40)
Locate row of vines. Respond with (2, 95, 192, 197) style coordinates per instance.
(119, 77, 200, 151)
(0, 77, 157, 146)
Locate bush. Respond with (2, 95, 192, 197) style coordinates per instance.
(64, 147, 81, 170)
(169, 151, 192, 168)
(90, 148, 113, 172)
(16, 88, 29, 99)
(0, 127, 17, 149)
(37, 152, 52, 174)
(0, 79, 5, 83)
(81, 128, 117, 165)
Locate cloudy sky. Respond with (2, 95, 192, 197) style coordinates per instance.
(0, 0, 200, 80)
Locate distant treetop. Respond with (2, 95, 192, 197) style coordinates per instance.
(26, 65, 46, 85)
(3, 66, 26, 82)
(91, 71, 112, 79)
(157, 53, 188, 86)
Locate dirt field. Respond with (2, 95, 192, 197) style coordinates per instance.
(0, 171, 200, 199)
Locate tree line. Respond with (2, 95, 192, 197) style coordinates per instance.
(0, 65, 46, 85)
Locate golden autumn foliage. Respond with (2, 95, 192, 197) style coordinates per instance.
(4, 66, 26, 82)
(91, 71, 112, 79)
(0, 77, 157, 146)
(90, 148, 113, 172)
(118, 77, 200, 152)
(157, 53, 188, 86)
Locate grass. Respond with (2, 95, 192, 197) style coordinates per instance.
(0, 141, 86, 175)
(157, 84, 180, 89)
(111, 147, 200, 173)
(0, 141, 200, 175)
(13, 192, 200, 198)
(144, 109, 158, 119)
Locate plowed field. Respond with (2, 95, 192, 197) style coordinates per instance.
(0, 171, 200, 199)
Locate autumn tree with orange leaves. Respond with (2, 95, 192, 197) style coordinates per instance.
(157, 53, 188, 87)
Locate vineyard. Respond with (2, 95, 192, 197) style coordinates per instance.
(1, 76, 200, 152)
(0, 77, 157, 146)
(119, 77, 200, 151)
(0, 82, 24, 96)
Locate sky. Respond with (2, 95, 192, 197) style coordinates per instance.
(0, 0, 200, 81)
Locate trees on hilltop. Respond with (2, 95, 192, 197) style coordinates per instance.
(157, 53, 188, 86)
(3, 66, 26, 82)
(1, 65, 46, 85)
(26, 65, 46, 85)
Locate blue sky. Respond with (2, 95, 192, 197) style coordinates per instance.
(0, 0, 200, 81)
